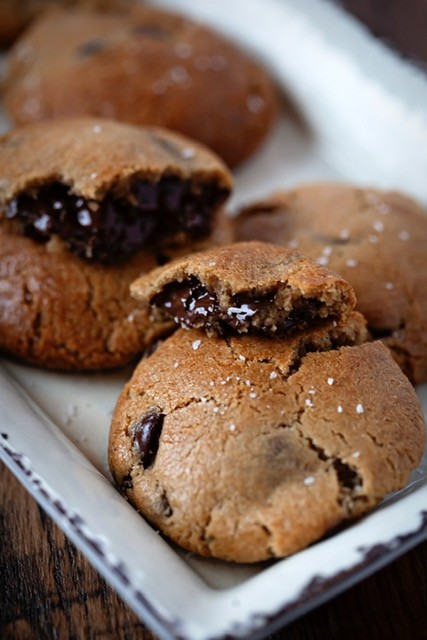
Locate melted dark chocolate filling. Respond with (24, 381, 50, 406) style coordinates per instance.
(5, 177, 228, 264)
(153, 278, 326, 334)
(132, 409, 165, 469)
(153, 277, 220, 327)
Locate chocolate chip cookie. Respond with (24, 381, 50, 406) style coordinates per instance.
(0, 117, 232, 263)
(130, 241, 357, 337)
(3, 5, 279, 168)
(109, 326, 425, 562)
(0, 117, 232, 369)
(234, 184, 427, 384)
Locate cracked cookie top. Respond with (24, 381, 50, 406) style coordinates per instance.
(234, 183, 427, 384)
(108, 324, 425, 562)
(0, 118, 232, 264)
(130, 241, 357, 337)
(3, 4, 279, 167)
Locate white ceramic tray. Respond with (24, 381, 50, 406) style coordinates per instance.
(1, 1, 427, 639)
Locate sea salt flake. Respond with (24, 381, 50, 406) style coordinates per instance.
(174, 42, 193, 58)
(304, 476, 315, 485)
(173, 361, 180, 368)
(399, 230, 410, 241)
(181, 147, 196, 159)
(340, 228, 350, 240)
(337, 405, 343, 413)
(192, 339, 201, 350)
(316, 256, 329, 266)
(356, 403, 364, 414)
(92, 125, 102, 134)
(247, 94, 265, 113)
(352, 451, 361, 458)
(373, 220, 385, 232)
(327, 377, 334, 385)
(249, 392, 257, 399)
(229, 423, 236, 431)
(269, 371, 278, 379)
(287, 239, 299, 249)
(368, 234, 378, 244)
(385, 282, 394, 290)
(305, 398, 314, 407)
(239, 355, 246, 362)
(345, 258, 358, 268)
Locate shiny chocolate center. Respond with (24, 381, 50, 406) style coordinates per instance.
(5, 176, 229, 264)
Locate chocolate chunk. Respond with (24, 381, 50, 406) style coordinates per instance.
(5, 177, 229, 264)
(132, 409, 165, 469)
(76, 40, 106, 57)
(152, 277, 220, 328)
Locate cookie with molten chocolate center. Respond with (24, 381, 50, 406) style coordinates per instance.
(0, 117, 232, 264)
(130, 241, 357, 336)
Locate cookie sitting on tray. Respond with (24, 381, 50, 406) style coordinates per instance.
(109, 241, 425, 562)
(130, 241, 357, 336)
(234, 183, 427, 384)
(0, 117, 233, 370)
(3, 4, 279, 168)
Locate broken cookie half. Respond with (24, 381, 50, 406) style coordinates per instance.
(130, 241, 357, 336)
(0, 117, 232, 263)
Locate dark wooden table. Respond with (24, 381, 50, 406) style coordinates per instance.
(1, 462, 427, 640)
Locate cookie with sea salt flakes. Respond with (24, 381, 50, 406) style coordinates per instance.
(0, 117, 232, 263)
(130, 241, 357, 337)
(234, 183, 427, 384)
(108, 325, 425, 563)
(0, 117, 232, 369)
(3, 5, 279, 168)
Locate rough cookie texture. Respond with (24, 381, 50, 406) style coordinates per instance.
(0, 118, 232, 263)
(109, 326, 425, 563)
(0, 199, 233, 370)
(130, 241, 357, 336)
(234, 184, 427, 384)
(3, 5, 279, 168)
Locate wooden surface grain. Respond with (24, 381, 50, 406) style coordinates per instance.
(1, 462, 427, 640)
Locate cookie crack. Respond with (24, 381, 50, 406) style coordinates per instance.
(291, 426, 364, 515)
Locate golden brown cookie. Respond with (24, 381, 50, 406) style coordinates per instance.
(108, 326, 425, 563)
(234, 184, 427, 384)
(0, 117, 233, 369)
(3, 5, 279, 168)
(0, 117, 232, 263)
(130, 241, 357, 336)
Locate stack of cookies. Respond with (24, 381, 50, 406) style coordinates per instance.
(108, 242, 425, 562)
(0, 1, 425, 565)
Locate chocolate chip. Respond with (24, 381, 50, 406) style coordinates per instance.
(6, 177, 229, 264)
(132, 409, 165, 469)
(76, 40, 106, 58)
(152, 277, 220, 328)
